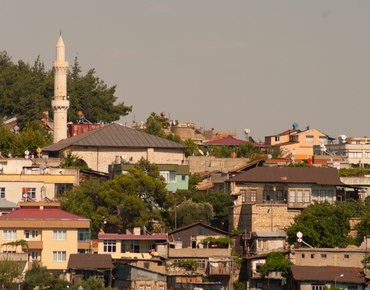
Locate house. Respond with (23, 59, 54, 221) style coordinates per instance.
(0, 198, 18, 216)
(226, 167, 347, 232)
(202, 137, 269, 152)
(98, 227, 167, 260)
(109, 163, 189, 191)
(0, 201, 90, 273)
(313, 136, 370, 167)
(0, 158, 79, 203)
(290, 265, 366, 290)
(67, 254, 115, 287)
(166, 223, 233, 290)
(41, 123, 189, 173)
(114, 263, 167, 290)
(265, 127, 334, 159)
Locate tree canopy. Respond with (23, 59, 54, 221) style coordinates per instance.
(285, 199, 368, 248)
(256, 251, 293, 278)
(0, 52, 131, 128)
(0, 257, 24, 290)
(60, 160, 174, 237)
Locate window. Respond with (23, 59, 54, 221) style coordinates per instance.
(297, 190, 303, 203)
(159, 286, 165, 290)
(277, 190, 283, 201)
(0, 188, 5, 198)
(311, 254, 315, 258)
(348, 287, 358, 290)
(302, 254, 305, 258)
(121, 240, 139, 253)
(3, 230, 17, 240)
(257, 239, 266, 249)
(140, 286, 144, 290)
(251, 190, 256, 202)
(144, 262, 149, 269)
(160, 171, 176, 183)
(275, 136, 280, 142)
(348, 152, 363, 158)
(197, 260, 206, 269)
(53, 251, 66, 262)
(321, 254, 327, 258)
(53, 230, 66, 241)
(320, 190, 326, 202)
(240, 190, 246, 202)
(306, 136, 314, 142)
(319, 136, 327, 143)
(312, 190, 319, 202)
(344, 254, 349, 259)
(366, 152, 370, 159)
(290, 190, 296, 203)
(146, 286, 151, 290)
(304, 190, 310, 203)
(25, 230, 30, 240)
(312, 285, 323, 290)
(103, 240, 116, 253)
(263, 190, 268, 200)
(31, 251, 39, 260)
(269, 190, 274, 200)
(327, 190, 334, 203)
(55, 183, 73, 197)
(32, 230, 38, 239)
(181, 175, 186, 181)
(22, 187, 36, 199)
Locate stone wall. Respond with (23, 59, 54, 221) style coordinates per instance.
(229, 204, 300, 232)
(187, 156, 248, 173)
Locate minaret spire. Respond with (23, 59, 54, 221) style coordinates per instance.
(52, 33, 69, 143)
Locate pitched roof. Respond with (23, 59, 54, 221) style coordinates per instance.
(42, 123, 189, 152)
(0, 208, 89, 220)
(168, 222, 229, 235)
(98, 233, 167, 240)
(228, 159, 266, 173)
(0, 199, 19, 209)
(68, 254, 114, 270)
(226, 167, 345, 186)
(291, 266, 365, 284)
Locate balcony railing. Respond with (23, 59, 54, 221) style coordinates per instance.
(78, 230, 91, 242)
(209, 266, 231, 275)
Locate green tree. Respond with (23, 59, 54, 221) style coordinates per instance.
(22, 262, 52, 290)
(176, 200, 214, 227)
(285, 202, 353, 248)
(60, 149, 91, 170)
(71, 276, 117, 290)
(354, 199, 370, 246)
(0, 257, 23, 290)
(0, 121, 16, 157)
(188, 173, 202, 192)
(143, 112, 167, 138)
(256, 251, 293, 277)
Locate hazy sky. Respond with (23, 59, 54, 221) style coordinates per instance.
(1, 1, 370, 141)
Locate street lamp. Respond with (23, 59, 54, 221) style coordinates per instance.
(335, 274, 344, 288)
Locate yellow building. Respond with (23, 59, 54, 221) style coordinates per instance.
(0, 201, 90, 273)
(98, 228, 167, 259)
(265, 128, 334, 159)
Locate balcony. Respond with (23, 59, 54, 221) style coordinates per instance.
(209, 266, 231, 275)
(25, 241, 43, 250)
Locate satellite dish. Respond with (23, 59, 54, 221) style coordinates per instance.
(296, 231, 303, 238)
(291, 156, 296, 161)
(292, 122, 299, 130)
(292, 161, 295, 164)
(173, 120, 177, 126)
(267, 154, 272, 159)
(244, 129, 250, 134)
(0, 164, 3, 170)
(121, 154, 126, 160)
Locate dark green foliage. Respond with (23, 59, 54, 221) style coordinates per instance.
(0, 120, 52, 158)
(285, 200, 367, 248)
(234, 282, 246, 290)
(0, 257, 23, 290)
(144, 112, 167, 138)
(60, 149, 91, 170)
(171, 260, 198, 271)
(0, 52, 131, 127)
(256, 252, 293, 277)
(22, 262, 68, 290)
(189, 173, 202, 192)
(176, 200, 214, 227)
(70, 276, 117, 290)
(282, 163, 310, 167)
(202, 236, 232, 247)
(60, 161, 174, 237)
(338, 168, 370, 177)
(355, 199, 370, 246)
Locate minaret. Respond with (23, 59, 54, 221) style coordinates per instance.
(52, 32, 69, 143)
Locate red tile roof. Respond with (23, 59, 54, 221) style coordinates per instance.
(98, 233, 167, 240)
(0, 208, 89, 220)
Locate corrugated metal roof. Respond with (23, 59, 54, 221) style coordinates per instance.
(253, 232, 287, 238)
(226, 167, 345, 186)
(98, 233, 167, 240)
(68, 254, 114, 270)
(42, 123, 189, 152)
(291, 266, 365, 284)
(0, 208, 89, 220)
(0, 199, 19, 208)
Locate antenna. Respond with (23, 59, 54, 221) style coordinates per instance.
(244, 128, 250, 141)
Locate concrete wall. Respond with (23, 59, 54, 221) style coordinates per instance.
(187, 156, 248, 173)
(290, 248, 366, 268)
(71, 147, 185, 173)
